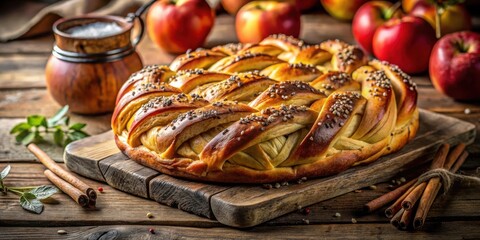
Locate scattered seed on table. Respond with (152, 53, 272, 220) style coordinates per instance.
(147, 212, 153, 218)
(97, 187, 104, 193)
(302, 219, 310, 224)
(334, 212, 341, 218)
(464, 108, 471, 114)
(57, 230, 67, 235)
(369, 185, 377, 190)
(274, 183, 281, 189)
(354, 189, 362, 193)
(351, 218, 357, 224)
(149, 228, 155, 234)
(400, 177, 406, 183)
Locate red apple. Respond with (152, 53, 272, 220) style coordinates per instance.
(373, 16, 437, 74)
(320, 0, 370, 21)
(402, 0, 424, 13)
(295, 0, 318, 12)
(146, 0, 215, 53)
(410, 1, 472, 37)
(236, 1, 301, 44)
(221, 0, 253, 15)
(352, 1, 402, 54)
(429, 31, 480, 100)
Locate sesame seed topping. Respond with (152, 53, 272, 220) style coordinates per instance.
(268, 34, 305, 47)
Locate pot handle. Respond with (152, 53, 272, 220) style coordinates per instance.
(127, 0, 156, 48)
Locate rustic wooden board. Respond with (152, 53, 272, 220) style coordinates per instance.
(64, 109, 476, 227)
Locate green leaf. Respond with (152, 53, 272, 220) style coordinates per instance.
(20, 192, 44, 214)
(47, 105, 69, 127)
(33, 131, 45, 143)
(15, 130, 30, 143)
(10, 122, 31, 134)
(20, 132, 35, 146)
(53, 129, 64, 146)
(69, 131, 89, 141)
(29, 185, 58, 200)
(69, 123, 86, 131)
(64, 137, 73, 147)
(27, 115, 46, 127)
(0, 165, 11, 180)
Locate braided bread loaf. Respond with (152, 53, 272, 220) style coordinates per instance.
(112, 34, 419, 183)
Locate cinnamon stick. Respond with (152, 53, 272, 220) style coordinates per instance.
(390, 208, 404, 228)
(399, 207, 415, 230)
(364, 179, 415, 213)
(44, 170, 89, 207)
(385, 144, 449, 217)
(385, 184, 415, 218)
(400, 144, 449, 210)
(450, 151, 469, 173)
(413, 148, 469, 230)
(27, 143, 97, 200)
(401, 182, 426, 210)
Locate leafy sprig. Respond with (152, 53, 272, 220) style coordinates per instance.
(0, 165, 58, 214)
(10, 106, 89, 147)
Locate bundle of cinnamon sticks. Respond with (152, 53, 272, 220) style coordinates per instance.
(27, 143, 97, 208)
(364, 143, 468, 230)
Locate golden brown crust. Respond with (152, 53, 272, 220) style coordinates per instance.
(200, 72, 277, 102)
(249, 81, 326, 109)
(116, 65, 176, 103)
(168, 69, 231, 93)
(261, 62, 323, 82)
(111, 36, 419, 183)
(111, 82, 181, 135)
(208, 52, 284, 73)
(155, 102, 256, 159)
(170, 49, 227, 71)
(310, 71, 361, 95)
(291, 45, 332, 65)
(320, 40, 368, 74)
(127, 94, 209, 147)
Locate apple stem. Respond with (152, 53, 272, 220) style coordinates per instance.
(384, 2, 401, 20)
(434, 5, 442, 38)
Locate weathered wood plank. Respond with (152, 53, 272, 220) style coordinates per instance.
(0, 90, 111, 129)
(101, 159, 160, 199)
(0, 118, 64, 162)
(1, 221, 480, 240)
(0, 54, 49, 89)
(149, 175, 231, 219)
(0, 117, 111, 163)
(64, 131, 119, 181)
(0, 163, 217, 227)
(0, 162, 478, 228)
(210, 110, 476, 227)
(267, 174, 480, 225)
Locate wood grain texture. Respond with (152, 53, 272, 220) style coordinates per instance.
(1, 221, 480, 240)
(0, 54, 48, 89)
(64, 109, 476, 227)
(64, 131, 119, 181)
(0, 163, 216, 227)
(102, 159, 159, 199)
(149, 175, 230, 219)
(0, 118, 64, 162)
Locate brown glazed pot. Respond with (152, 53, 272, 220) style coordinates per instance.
(46, 15, 143, 114)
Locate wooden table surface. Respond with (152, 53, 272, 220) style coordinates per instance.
(1, 12, 480, 239)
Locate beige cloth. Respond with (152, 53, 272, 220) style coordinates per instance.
(0, 0, 148, 42)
